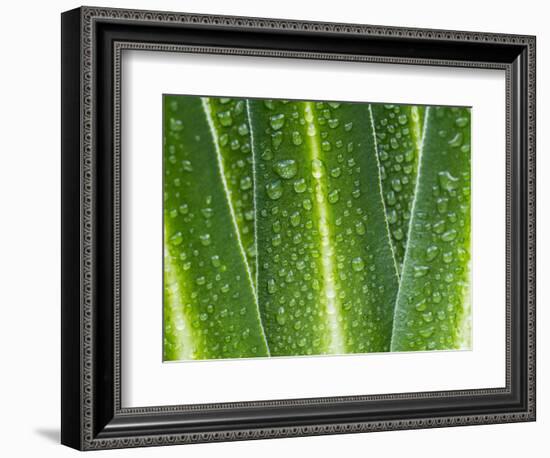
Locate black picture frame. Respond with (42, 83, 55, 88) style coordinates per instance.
(61, 6, 536, 450)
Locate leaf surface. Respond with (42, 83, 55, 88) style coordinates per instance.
(249, 99, 399, 355)
(390, 106, 471, 351)
(203, 97, 257, 286)
(163, 95, 269, 360)
(371, 104, 424, 273)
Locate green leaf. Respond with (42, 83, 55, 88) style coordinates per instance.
(371, 104, 424, 273)
(163, 95, 471, 360)
(390, 106, 471, 351)
(163, 95, 269, 360)
(202, 97, 257, 286)
(249, 99, 399, 356)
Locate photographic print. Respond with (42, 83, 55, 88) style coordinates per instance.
(163, 95, 471, 362)
(61, 8, 536, 448)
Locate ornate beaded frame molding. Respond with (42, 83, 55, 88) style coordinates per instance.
(62, 5, 536, 451)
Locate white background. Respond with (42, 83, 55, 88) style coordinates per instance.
(0, 0, 545, 457)
(124, 52, 505, 406)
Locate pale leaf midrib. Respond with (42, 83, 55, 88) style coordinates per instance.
(303, 101, 345, 355)
(164, 223, 195, 360)
(410, 106, 423, 155)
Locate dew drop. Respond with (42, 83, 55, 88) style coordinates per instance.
(267, 279, 277, 294)
(419, 327, 434, 338)
(328, 189, 340, 204)
(201, 207, 213, 219)
(261, 149, 273, 161)
(352, 257, 365, 272)
(433, 220, 446, 234)
(169, 100, 179, 112)
(304, 105, 314, 123)
(211, 255, 221, 267)
(436, 197, 448, 214)
(199, 233, 211, 246)
(169, 118, 184, 132)
(292, 131, 303, 146)
(392, 228, 404, 241)
(240, 176, 252, 190)
(386, 190, 397, 206)
(293, 178, 307, 193)
(441, 229, 458, 242)
(387, 209, 398, 224)
(266, 180, 283, 200)
(422, 311, 434, 323)
(276, 306, 286, 325)
(234, 122, 248, 136)
(170, 232, 183, 246)
(269, 113, 286, 131)
(413, 265, 430, 277)
(271, 131, 283, 149)
(391, 178, 402, 192)
(425, 245, 440, 261)
(415, 299, 427, 312)
(271, 234, 282, 247)
(328, 118, 340, 129)
(455, 116, 469, 127)
(290, 211, 301, 227)
(273, 159, 298, 179)
(438, 171, 459, 192)
(330, 167, 342, 178)
(311, 159, 326, 179)
(216, 110, 233, 127)
(448, 132, 463, 147)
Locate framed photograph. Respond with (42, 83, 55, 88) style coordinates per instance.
(61, 6, 536, 450)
